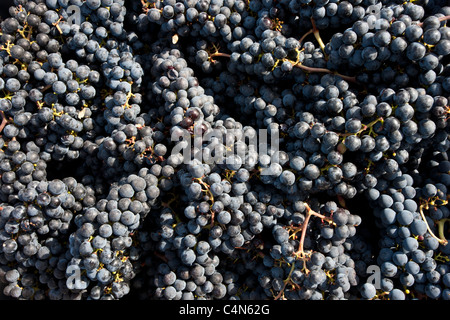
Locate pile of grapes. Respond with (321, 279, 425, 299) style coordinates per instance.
(0, 0, 449, 300)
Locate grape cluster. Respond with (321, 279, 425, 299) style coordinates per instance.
(363, 154, 450, 300)
(0, 0, 449, 301)
(326, 3, 450, 91)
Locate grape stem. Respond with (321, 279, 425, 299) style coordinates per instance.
(0, 40, 13, 56)
(0, 111, 7, 135)
(274, 262, 296, 300)
(275, 203, 335, 300)
(52, 15, 64, 34)
(209, 52, 231, 63)
(292, 203, 335, 259)
(153, 251, 169, 263)
(299, 29, 314, 47)
(437, 218, 450, 245)
(310, 18, 325, 53)
(419, 203, 449, 245)
(290, 19, 359, 83)
(338, 117, 384, 138)
(204, 44, 357, 83)
(193, 177, 216, 227)
(209, 43, 230, 64)
(42, 84, 53, 93)
(416, 15, 450, 27)
(293, 63, 357, 83)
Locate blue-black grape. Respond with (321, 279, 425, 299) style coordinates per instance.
(0, 0, 449, 302)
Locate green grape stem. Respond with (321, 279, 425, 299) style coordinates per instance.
(339, 117, 384, 138)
